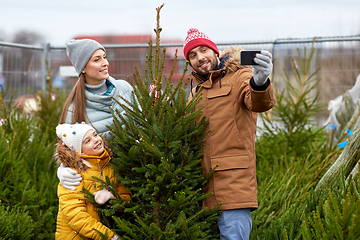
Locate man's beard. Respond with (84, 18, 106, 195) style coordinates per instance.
(196, 56, 219, 78)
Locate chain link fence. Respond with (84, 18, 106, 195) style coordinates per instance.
(1, 35, 360, 123)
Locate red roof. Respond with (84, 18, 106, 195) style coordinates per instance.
(72, 34, 185, 58)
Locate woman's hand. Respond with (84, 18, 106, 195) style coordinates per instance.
(57, 163, 82, 190)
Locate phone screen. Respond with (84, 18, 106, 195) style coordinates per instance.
(240, 51, 260, 65)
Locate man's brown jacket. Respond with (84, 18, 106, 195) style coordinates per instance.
(188, 46, 276, 210)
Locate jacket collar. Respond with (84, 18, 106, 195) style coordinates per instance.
(77, 149, 111, 168)
(215, 55, 229, 70)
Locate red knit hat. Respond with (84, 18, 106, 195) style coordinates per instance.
(183, 28, 219, 61)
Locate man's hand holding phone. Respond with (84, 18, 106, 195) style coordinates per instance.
(241, 50, 273, 86)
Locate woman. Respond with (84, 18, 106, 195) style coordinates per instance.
(57, 39, 137, 190)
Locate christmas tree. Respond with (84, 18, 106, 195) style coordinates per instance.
(93, 5, 221, 239)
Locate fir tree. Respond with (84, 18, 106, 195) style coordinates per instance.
(257, 38, 326, 162)
(93, 5, 221, 239)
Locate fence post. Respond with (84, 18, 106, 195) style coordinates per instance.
(41, 43, 51, 90)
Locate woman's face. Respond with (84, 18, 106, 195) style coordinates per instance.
(83, 49, 109, 85)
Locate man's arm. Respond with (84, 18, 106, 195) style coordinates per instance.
(237, 50, 276, 112)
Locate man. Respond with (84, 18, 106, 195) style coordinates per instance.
(183, 28, 276, 240)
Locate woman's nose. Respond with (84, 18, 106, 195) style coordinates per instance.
(102, 58, 109, 66)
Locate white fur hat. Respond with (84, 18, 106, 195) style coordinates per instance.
(56, 122, 95, 154)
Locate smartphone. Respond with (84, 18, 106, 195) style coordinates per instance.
(240, 50, 261, 65)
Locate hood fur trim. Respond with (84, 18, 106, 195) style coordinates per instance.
(55, 143, 90, 172)
(54, 136, 112, 172)
(219, 46, 250, 73)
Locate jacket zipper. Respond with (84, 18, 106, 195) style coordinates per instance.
(97, 161, 109, 180)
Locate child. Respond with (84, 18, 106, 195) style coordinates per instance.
(54, 122, 131, 240)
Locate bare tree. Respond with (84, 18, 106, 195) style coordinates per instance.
(12, 30, 44, 45)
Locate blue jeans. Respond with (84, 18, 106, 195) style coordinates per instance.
(217, 209, 252, 240)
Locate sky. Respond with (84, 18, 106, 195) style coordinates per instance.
(1, 0, 360, 46)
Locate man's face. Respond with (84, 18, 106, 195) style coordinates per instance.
(188, 46, 219, 78)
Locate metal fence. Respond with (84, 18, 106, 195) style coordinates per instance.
(1, 35, 360, 123)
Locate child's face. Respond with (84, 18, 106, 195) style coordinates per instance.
(81, 129, 104, 156)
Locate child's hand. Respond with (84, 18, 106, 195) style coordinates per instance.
(94, 189, 114, 205)
(111, 234, 120, 240)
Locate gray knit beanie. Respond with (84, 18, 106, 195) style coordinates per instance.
(65, 39, 105, 76)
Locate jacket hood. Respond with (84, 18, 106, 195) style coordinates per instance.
(219, 46, 249, 73)
(55, 141, 112, 172)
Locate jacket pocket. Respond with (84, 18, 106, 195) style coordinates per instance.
(211, 155, 250, 204)
(211, 155, 249, 170)
(207, 85, 231, 99)
(209, 117, 244, 157)
(206, 85, 235, 122)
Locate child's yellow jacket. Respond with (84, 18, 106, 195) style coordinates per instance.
(55, 149, 131, 240)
